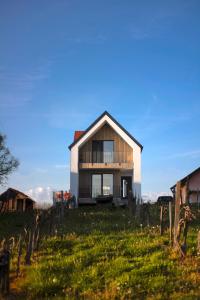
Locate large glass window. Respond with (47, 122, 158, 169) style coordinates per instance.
(103, 174, 113, 195)
(92, 174, 113, 197)
(92, 141, 103, 163)
(92, 141, 114, 163)
(92, 175, 101, 198)
(103, 141, 114, 163)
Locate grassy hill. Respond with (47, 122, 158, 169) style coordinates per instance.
(2, 206, 200, 299)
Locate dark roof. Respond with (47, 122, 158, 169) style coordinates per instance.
(170, 166, 200, 191)
(157, 196, 173, 204)
(68, 111, 143, 150)
(0, 188, 35, 202)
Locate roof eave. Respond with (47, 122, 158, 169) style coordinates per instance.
(68, 111, 143, 151)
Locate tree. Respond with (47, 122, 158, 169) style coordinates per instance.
(0, 133, 19, 185)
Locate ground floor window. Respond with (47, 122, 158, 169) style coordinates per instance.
(92, 174, 113, 198)
(92, 174, 101, 198)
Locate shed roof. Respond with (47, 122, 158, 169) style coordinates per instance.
(170, 166, 200, 191)
(0, 188, 36, 202)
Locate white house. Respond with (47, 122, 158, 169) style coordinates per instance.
(68, 111, 143, 205)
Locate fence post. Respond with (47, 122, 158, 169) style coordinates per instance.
(128, 190, 133, 216)
(174, 181, 181, 247)
(197, 230, 200, 256)
(160, 205, 164, 235)
(16, 235, 23, 277)
(25, 229, 33, 265)
(0, 241, 10, 295)
(169, 200, 172, 244)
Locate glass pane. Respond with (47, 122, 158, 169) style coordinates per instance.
(103, 141, 114, 163)
(122, 179, 128, 198)
(92, 175, 101, 197)
(92, 141, 103, 163)
(103, 174, 113, 196)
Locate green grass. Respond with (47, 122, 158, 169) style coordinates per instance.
(0, 207, 199, 299)
(12, 206, 200, 300)
(0, 211, 34, 239)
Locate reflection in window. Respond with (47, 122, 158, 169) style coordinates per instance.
(92, 174, 101, 198)
(103, 141, 114, 163)
(92, 141, 114, 163)
(103, 174, 113, 195)
(92, 174, 113, 197)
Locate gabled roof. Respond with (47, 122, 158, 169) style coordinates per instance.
(170, 166, 200, 191)
(68, 111, 143, 150)
(0, 188, 36, 202)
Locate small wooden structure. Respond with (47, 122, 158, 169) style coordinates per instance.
(171, 167, 200, 204)
(0, 188, 35, 213)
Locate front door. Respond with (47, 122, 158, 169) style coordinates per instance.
(121, 176, 132, 199)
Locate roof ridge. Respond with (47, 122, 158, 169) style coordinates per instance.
(68, 111, 143, 150)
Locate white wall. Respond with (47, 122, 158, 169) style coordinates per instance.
(70, 114, 142, 201)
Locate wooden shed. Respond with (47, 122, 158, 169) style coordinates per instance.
(171, 167, 200, 204)
(0, 188, 36, 213)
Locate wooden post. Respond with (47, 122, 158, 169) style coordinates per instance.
(22, 199, 26, 212)
(146, 203, 150, 226)
(160, 205, 164, 235)
(135, 196, 140, 220)
(197, 231, 200, 255)
(33, 212, 41, 251)
(169, 200, 172, 244)
(128, 190, 133, 216)
(16, 235, 23, 277)
(174, 181, 181, 247)
(0, 242, 10, 295)
(185, 177, 189, 205)
(182, 218, 189, 255)
(61, 190, 64, 223)
(25, 230, 33, 265)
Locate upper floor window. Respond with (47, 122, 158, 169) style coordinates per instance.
(92, 140, 114, 163)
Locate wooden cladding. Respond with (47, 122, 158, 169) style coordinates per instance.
(79, 123, 133, 163)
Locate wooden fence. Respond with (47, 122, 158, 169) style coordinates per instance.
(0, 203, 66, 296)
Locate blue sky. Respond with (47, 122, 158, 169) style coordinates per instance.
(0, 0, 200, 202)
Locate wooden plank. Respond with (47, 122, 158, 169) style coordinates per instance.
(160, 205, 164, 235)
(79, 163, 133, 169)
(174, 181, 181, 246)
(169, 201, 172, 244)
(79, 123, 133, 163)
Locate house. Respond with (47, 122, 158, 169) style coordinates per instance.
(68, 111, 143, 205)
(170, 167, 200, 204)
(0, 188, 36, 212)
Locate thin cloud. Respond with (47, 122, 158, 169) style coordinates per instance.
(65, 34, 107, 45)
(0, 95, 31, 108)
(165, 150, 200, 159)
(0, 66, 50, 90)
(130, 1, 192, 40)
(0, 61, 52, 108)
(55, 164, 69, 169)
(34, 167, 48, 174)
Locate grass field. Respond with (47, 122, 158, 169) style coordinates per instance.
(1, 206, 200, 299)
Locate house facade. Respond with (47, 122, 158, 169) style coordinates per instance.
(171, 167, 200, 204)
(69, 111, 143, 205)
